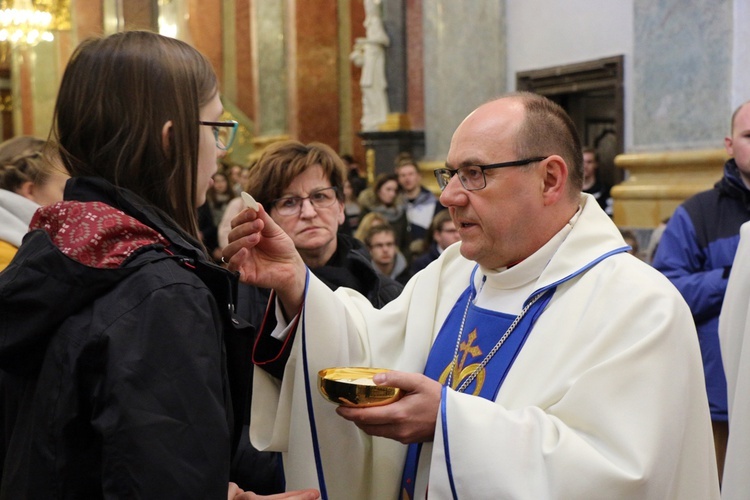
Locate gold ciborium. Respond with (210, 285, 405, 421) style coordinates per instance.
(318, 367, 402, 408)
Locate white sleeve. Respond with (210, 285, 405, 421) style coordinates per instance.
(270, 296, 294, 341)
(720, 221, 750, 499)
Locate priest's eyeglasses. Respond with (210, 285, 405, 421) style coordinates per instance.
(271, 187, 339, 216)
(199, 120, 239, 151)
(433, 156, 548, 191)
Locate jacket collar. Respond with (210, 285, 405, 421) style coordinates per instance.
(718, 159, 750, 210)
(64, 176, 205, 259)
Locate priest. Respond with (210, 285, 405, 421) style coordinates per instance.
(223, 92, 720, 499)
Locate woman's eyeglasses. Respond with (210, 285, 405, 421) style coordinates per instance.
(270, 187, 339, 216)
(199, 120, 239, 151)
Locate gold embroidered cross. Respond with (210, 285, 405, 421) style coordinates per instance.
(457, 329, 482, 374)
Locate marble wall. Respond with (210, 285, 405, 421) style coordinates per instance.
(632, 0, 732, 151)
(422, 0, 505, 160)
(731, 0, 750, 110)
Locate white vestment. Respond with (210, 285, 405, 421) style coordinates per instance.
(719, 221, 750, 499)
(251, 194, 719, 499)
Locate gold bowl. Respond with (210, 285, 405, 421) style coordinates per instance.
(318, 367, 402, 407)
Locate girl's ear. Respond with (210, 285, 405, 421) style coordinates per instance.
(161, 120, 174, 155)
(16, 180, 34, 200)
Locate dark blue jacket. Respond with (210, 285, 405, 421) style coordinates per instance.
(652, 159, 750, 421)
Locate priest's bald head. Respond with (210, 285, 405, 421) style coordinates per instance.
(436, 92, 584, 270)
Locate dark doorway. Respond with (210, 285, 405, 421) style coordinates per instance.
(516, 55, 624, 188)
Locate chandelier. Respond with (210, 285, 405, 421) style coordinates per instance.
(0, 0, 54, 46)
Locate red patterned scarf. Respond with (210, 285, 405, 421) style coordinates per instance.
(30, 201, 170, 268)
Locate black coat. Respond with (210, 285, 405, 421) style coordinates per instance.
(0, 177, 253, 499)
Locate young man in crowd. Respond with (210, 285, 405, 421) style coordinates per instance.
(365, 224, 412, 285)
(395, 156, 445, 247)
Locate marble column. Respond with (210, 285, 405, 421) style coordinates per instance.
(253, 0, 287, 137)
(233, 0, 254, 118)
(337, 0, 355, 157)
(12, 41, 67, 137)
(189, 0, 223, 86)
(30, 44, 59, 137)
(221, 0, 237, 102)
(215, 0, 256, 167)
(288, 0, 340, 150)
(405, 0, 424, 130)
(249, 0, 340, 151)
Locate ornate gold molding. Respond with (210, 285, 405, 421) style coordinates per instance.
(417, 160, 442, 196)
(612, 148, 727, 228)
(405, 150, 727, 230)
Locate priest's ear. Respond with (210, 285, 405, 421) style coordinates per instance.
(540, 155, 569, 206)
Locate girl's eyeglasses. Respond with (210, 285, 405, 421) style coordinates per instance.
(199, 120, 239, 151)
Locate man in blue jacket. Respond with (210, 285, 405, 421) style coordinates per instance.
(652, 100, 750, 483)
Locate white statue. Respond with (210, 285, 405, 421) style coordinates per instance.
(350, 0, 390, 131)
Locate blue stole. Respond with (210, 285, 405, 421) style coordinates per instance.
(400, 267, 554, 500)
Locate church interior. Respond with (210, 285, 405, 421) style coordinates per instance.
(1, 0, 748, 245)
(1, 1, 749, 493)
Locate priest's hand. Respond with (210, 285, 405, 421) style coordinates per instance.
(335, 371, 441, 444)
(222, 202, 307, 315)
(229, 482, 320, 500)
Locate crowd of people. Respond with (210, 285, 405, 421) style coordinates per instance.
(2, 29, 750, 500)
(200, 144, 456, 288)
